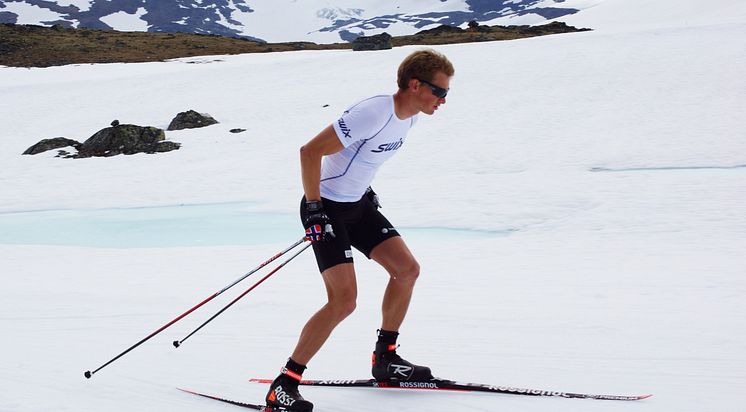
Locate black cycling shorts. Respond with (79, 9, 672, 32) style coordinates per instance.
(300, 195, 400, 273)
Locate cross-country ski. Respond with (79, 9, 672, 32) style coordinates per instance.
(249, 378, 652, 401)
(178, 388, 269, 411)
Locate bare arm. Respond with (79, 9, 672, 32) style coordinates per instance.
(300, 125, 345, 202)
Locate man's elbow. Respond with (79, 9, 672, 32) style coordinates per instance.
(300, 144, 316, 162)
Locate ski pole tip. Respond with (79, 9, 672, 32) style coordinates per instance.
(173, 340, 181, 348)
(84, 370, 92, 379)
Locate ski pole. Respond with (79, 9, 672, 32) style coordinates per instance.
(84, 237, 307, 379)
(174, 241, 312, 348)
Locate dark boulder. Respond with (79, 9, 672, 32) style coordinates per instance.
(352, 32, 393, 51)
(515, 21, 592, 35)
(152, 141, 181, 152)
(167, 110, 218, 130)
(416, 25, 464, 36)
(23, 137, 81, 155)
(76, 124, 178, 157)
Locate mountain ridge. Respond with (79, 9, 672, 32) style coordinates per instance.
(0, 0, 586, 42)
(0, 20, 590, 67)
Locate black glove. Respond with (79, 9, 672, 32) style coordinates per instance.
(365, 186, 382, 209)
(304, 200, 335, 242)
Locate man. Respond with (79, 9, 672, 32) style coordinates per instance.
(266, 49, 454, 412)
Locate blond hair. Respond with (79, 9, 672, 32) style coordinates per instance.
(397, 49, 454, 90)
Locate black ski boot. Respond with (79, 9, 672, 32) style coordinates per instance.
(265, 362, 313, 412)
(371, 330, 433, 382)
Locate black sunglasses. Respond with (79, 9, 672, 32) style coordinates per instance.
(416, 78, 448, 99)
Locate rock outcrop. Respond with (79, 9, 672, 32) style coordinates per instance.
(352, 33, 393, 51)
(23, 137, 81, 155)
(167, 110, 218, 131)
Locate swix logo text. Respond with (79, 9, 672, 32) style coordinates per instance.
(371, 138, 403, 153)
(337, 118, 352, 138)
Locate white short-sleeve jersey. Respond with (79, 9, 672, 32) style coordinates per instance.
(322, 95, 418, 202)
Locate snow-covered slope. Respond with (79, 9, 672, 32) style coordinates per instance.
(553, 0, 746, 32)
(0, 0, 589, 42)
(1, 1, 745, 412)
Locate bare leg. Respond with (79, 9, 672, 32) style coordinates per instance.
(370, 237, 420, 331)
(290, 263, 357, 365)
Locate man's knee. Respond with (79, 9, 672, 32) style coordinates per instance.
(329, 294, 357, 320)
(391, 259, 420, 282)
